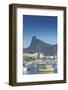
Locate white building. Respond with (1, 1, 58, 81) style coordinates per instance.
(23, 52, 38, 58)
(39, 53, 45, 58)
(23, 52, 46, 59)
(46, 56, 57, 59)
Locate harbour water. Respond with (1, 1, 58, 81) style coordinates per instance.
(23, 59, 57, 75)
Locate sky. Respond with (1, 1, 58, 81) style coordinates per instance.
(23, 15, 57, 48)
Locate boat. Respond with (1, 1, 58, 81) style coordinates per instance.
(39, 65, 54, 72)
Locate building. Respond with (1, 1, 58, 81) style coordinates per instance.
(23, 52, 38, 59)
(39, 53, 45, 58)
(23, 52, 46, 59)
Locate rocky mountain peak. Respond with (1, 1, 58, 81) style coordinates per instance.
(24, 36, 57, 56)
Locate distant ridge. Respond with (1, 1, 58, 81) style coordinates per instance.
(23, 36, 57, 56)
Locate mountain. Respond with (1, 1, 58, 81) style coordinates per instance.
(23, 36, 57, 56)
